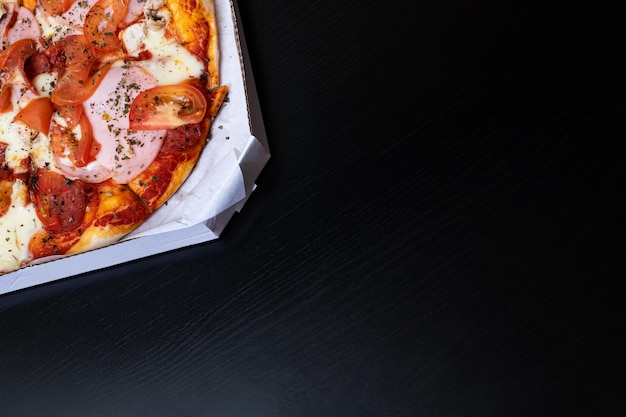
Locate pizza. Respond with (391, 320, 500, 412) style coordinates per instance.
(0, 0, 228, 274)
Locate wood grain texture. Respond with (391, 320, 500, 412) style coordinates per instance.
(1, 0, 625, 416)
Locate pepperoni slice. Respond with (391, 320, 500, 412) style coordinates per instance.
(30, 169, 88, 233)
(160, 123, 204, 153)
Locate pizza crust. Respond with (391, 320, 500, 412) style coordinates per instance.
(67, 182, 152, 255)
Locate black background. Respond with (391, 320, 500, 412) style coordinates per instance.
(1, 0, 625, 416)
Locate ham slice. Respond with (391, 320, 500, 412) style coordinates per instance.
(1, 5, 41, 48)
(55, 64, 167, 184)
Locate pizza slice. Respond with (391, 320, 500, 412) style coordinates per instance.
(0, 0, 227, 274)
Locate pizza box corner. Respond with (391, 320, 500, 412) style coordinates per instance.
(0, 0, 270, 296)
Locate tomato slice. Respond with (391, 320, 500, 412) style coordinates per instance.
(55, 34, 95, 66)
(40, 0, 74, 15)
(51, 60, 112, 106)
(50, 115, 100, 168)
(74, 115, 100, 167)
(13, 97, 54, 134)
(31, 168, 87, 233)
(84, 0, 128, 53)
(56, 104, 83, 129)
(129, 85, 208, 130)
(0, 40, 38, 112)
(0, 82, 12, 114)
(0, 38, 37, 74)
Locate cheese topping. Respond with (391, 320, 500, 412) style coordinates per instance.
(122, 22, 205, 85)
(0, 179, 41, 271)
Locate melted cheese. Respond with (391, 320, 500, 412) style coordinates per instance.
(32, 72, 57, 97)
(122, 22, 205, 84)
(0, 180, 41, 272)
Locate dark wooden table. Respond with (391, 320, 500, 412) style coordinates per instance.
(2, 0, 624, 415)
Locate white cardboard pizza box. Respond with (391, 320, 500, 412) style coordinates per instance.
(0, 0, 270, 295)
